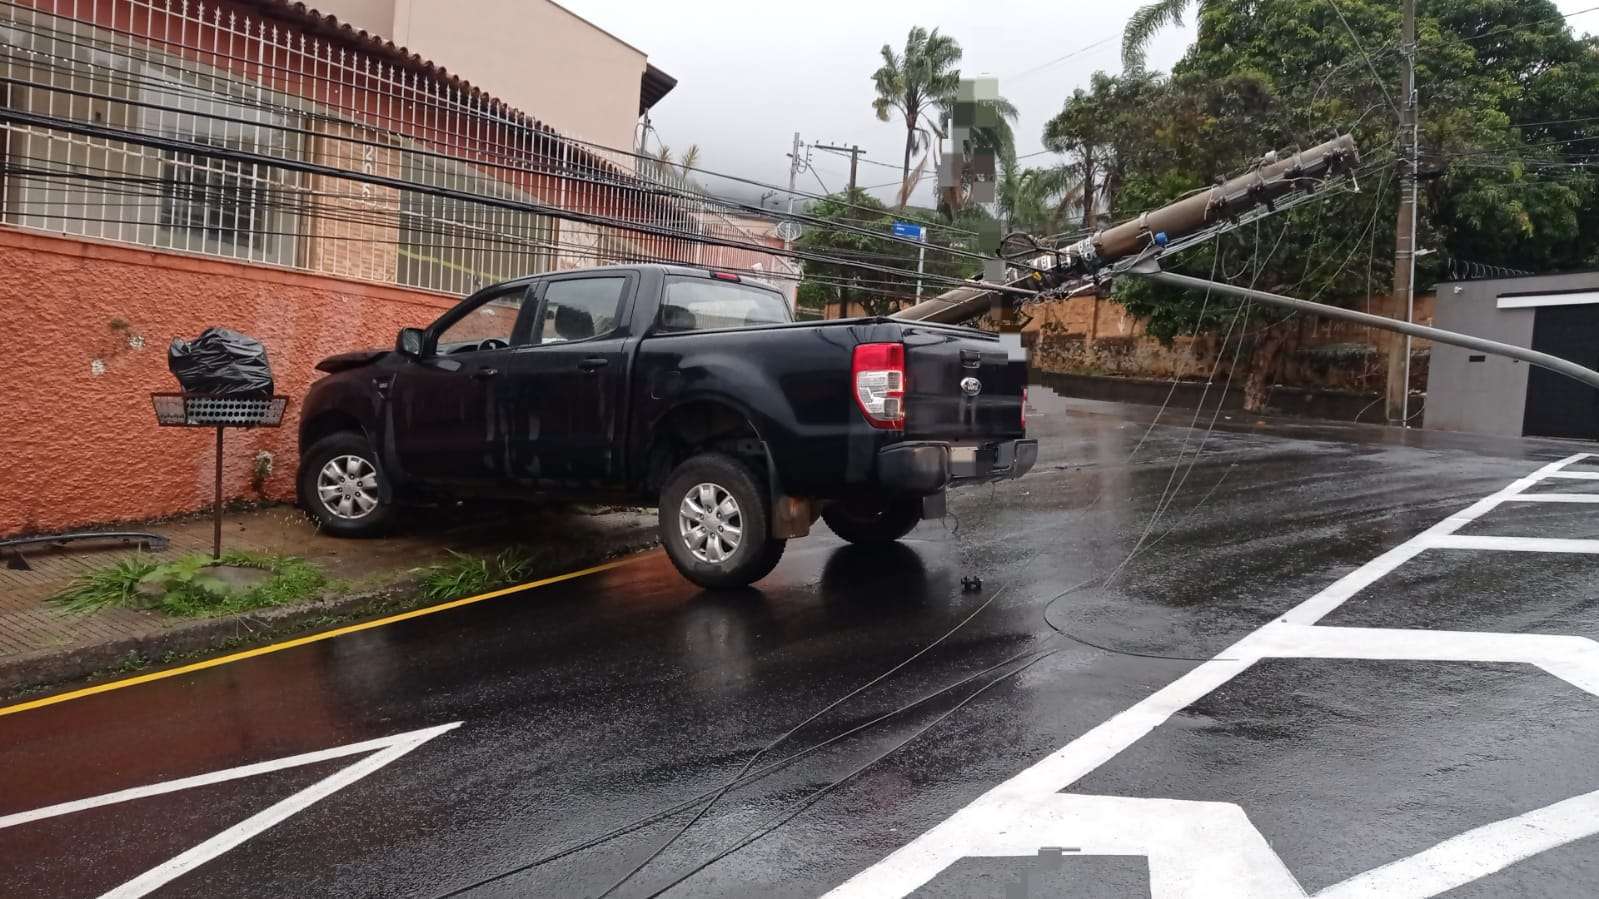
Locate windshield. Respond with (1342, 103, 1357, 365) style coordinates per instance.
(660, 277, 792, 332)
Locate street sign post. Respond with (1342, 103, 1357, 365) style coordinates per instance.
(893, 221, 928, 298)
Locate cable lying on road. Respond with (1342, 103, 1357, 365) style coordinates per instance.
(431, 644, 1050, 895)
(435, 583, 1022, 899)
(635, 649, 1064, 899)
(590, 580, 1017, 897)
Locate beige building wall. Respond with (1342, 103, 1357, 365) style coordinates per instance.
(311, 0, 649, 161)
(316, 0, 397, 34)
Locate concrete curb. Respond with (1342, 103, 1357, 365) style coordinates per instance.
(0, 532, 660, 697)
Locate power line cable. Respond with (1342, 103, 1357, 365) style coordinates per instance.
(0, 67, 996, 269)
(590, 578, 1020, 897)
(632, 650, 1062, 899)
(1005, 34, 1120, 81)
(431, 643, 1050, 895)
(0, 34, 972, 243)
(1456, 3, 1599, 43)
(0, 105, 1034, 295)
(0, 9, 980, 239)
(1324, 0, 1403, 119)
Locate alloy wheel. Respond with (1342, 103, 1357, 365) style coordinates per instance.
(317, 454, 380, 520)
(678, 482, 742, 563)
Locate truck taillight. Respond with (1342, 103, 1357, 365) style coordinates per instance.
(852, 342, 905, 429)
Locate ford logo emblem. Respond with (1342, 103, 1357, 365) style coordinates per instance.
(960, 377, 982, 397)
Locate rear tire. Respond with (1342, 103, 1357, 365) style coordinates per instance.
(298, 432, 395, 537)
(659, 453, 785, 589)
(822, 496, 922, 544)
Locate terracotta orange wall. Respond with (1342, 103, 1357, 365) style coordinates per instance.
(0, 227, 458, 537)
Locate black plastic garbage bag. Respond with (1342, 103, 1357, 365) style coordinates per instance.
(168, 328, 274, 397)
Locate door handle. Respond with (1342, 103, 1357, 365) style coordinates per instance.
(578, 357, 610, 372)
(471, 367, 500, 380)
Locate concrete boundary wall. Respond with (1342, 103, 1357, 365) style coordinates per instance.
(0, 227, 457, 536)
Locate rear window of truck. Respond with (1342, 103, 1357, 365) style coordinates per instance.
(658, 277, 792, 332)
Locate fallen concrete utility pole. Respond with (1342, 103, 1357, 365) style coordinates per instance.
(896, 133, 1360, 324)
(1130, 260, 1599, 392)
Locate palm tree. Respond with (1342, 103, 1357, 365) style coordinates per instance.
(872, 26, 962, 208)
(1122, 0, 1205, 72)
(650, 143, 702, 188)
(996, 158, 1078, 235)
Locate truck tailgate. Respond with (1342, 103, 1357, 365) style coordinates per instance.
(900, 326, 1025, 440)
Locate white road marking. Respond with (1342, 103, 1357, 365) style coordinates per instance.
(1503, 493, 1599, 504)
(2, 723, 460, 898)
(1547, 470, 1599, 481)
(827, 453, 1599, 898)
(0, 724, 459, 830)
(1425, 535, 1599, 554)
(1319, 787, 1599, 899)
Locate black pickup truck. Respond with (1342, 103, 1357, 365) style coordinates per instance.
(297, 264, 1036, 588)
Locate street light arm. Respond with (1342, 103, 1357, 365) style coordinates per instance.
(1130, 262, 1599, 392)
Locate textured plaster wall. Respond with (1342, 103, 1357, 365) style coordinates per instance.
(0, 228, 457, 537)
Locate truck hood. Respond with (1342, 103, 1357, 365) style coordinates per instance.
(314, 349, 389, 374)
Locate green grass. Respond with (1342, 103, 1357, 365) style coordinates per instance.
(49, 551, 329, 618)
(416, 547, 553, 602)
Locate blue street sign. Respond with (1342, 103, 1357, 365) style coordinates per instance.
(892, 221, 926, 242)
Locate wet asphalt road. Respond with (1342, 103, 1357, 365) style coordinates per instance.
(4, 389, 1599, 898)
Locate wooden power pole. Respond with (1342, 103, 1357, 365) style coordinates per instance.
(813, 143, 865, 195)
(1386, 0, 1419, 423)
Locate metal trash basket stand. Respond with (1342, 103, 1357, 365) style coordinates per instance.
(151, 393, 290, 560)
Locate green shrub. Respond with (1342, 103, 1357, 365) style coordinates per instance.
(50, 551, 328, 618)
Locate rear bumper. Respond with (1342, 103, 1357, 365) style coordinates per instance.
(876, 438, 1038, 495)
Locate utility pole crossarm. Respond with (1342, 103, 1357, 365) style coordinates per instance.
(894, 134, 1361, 324)
(813, 143, 866, 195)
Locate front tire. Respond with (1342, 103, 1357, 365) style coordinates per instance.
(822, 496, 923, 544)
(298, 432, 395, 537)
(659, 453, 785, 589)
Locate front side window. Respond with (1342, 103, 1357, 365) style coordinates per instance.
(659, 278, 791, 332)
(436, 286, 527, 353)
(537, 277, 626, 344)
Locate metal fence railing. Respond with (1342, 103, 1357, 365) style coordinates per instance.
(0, 0, 795, 298)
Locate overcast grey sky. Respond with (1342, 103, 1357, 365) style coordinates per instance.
(557, 0, 1599, 208)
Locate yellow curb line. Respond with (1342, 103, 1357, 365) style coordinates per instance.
(0, 552, 652, 719)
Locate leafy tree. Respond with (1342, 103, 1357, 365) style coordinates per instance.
(1042, 71, 1165, 230)
(796, 192, 984, 316)
(1097, 0, 1599, 410)
(873, 27, 962, 207)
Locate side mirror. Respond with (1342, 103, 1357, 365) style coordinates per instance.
(396, 327, 426, 357)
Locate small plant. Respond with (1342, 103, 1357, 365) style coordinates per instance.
(251, 451, 274, 493)
(416, 547, 549, 602)
(50, 551, 328, 618)
(49, 555, 159, 614)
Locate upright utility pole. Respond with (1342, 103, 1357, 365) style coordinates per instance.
(1386, 0, 1419, 423)
(784, 131, 802, 254)
(813, 142, 865, 195)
